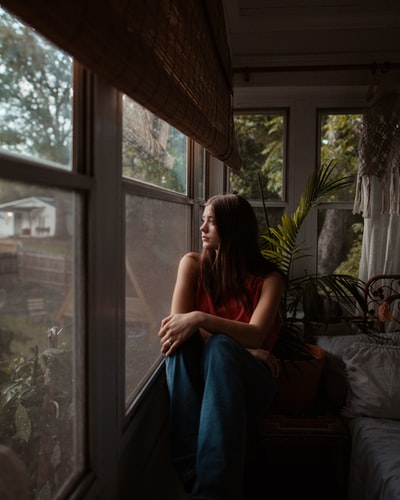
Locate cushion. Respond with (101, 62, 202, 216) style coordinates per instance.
(341, 343, 400, 419)
(313, 332, 400, 409)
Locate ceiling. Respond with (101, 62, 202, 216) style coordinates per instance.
(222, 0, 400, 75)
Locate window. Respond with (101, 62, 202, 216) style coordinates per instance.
(317, 112, 364, 276)
(123, 98, 205, 406)
(230, 113, 285, 201)
(122, 96, 187, 194)
(229, 112, 286, 244)
(0, 7, 73, 169)
(319, 112, 363, 202)
(0, 2, 222, 498)
(0, 179, 84, 498)
(0, 10, 84, 499)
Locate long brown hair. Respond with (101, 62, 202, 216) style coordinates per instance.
(200, 194, 280, 309)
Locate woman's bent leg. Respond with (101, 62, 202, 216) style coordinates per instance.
(165, 332, 204, 489)
(192, 335, 277, 500)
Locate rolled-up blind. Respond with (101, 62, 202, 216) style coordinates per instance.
(2, 0, 241, 170)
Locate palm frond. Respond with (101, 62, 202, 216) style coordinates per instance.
(290, 273, 366, 309)
(259, 161, 353, 277)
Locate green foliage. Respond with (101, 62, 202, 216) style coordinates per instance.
(230, 114, 284, 199)
(335, 223, 363, 275)
(0, 332, 73, 499)
(0, 8, 73, 164)
(320, 113, 363, 201)
(320, 114, 362, 160)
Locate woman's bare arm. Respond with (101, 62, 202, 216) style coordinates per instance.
(159, 261, 285, 353)
(169, 252, 199, 313)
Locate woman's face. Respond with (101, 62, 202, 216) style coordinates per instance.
(200, 205, 220, 251)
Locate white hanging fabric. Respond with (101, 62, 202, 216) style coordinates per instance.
(358, 177, 400, 283)
(355, 79, 400, 283)
(354, 80, 400, 218)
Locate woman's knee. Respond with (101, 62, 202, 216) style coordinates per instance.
(205, 333, 240, 350)
(165, 332, 199, 374)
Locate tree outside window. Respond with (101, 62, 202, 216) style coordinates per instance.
(318, 112, 363, 277)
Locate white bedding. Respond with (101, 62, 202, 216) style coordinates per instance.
(348, 417, 400, 500)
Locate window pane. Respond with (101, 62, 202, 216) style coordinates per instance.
(253, 206, 285, 248)
(318, 208, 363, 277)
(122, 96, 187, 193)
(0, 179, 84, 497)
(0, 7, 73, 169)
(319, 112, 363, 201)
(230, 113, 285, 200)
(125, 195, 190, 404)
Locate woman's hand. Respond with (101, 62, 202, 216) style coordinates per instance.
(158, 311, 201, 355)
(247, 348, 280, 378)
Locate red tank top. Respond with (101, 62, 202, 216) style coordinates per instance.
(195, 274, 280, 351)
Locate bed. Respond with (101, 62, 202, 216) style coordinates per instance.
(347, 417, 400, 500)
(314, 274, 400, 500)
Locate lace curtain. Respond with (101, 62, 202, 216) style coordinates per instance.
(355, 80, 400, 281)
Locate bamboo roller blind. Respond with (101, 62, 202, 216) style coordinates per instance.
(2, 0, 241, 170)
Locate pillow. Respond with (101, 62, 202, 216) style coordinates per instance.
(313, 332, 400, 409)
(341, 343, 400, 419)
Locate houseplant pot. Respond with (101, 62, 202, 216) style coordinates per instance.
(272, 344, 326, 414)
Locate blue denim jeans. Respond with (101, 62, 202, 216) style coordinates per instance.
(165, 332, 277, 500)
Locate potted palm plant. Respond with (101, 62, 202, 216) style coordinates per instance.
(259, 162, 367, 412)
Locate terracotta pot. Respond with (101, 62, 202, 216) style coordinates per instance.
(272, 344, 326, 415)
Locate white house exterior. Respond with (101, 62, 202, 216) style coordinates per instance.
(0, 196, 55, 238)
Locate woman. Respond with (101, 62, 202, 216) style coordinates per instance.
(158, 194, 286, 500)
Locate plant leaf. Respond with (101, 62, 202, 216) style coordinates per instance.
(15, 403, 31, 442)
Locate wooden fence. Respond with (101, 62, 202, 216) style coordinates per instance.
(18, 251, 72, 289)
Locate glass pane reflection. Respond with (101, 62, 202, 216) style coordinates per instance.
(125, 194, 190, 404)
(0, 179, 84, 498)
